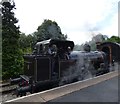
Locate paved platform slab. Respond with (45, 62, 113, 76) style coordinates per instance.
(50, 76, 118, 102)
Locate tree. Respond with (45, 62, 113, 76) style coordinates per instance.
(106, 36, 120, 43)
(19, 33, 36, 53)
(34, 19, 67, 42)
(2, 0, 23, 79)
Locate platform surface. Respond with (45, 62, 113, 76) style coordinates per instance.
(5, 71, 119, 103)
(50, 76, 118, 102)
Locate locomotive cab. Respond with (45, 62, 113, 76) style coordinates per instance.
(20, 39, 75, 92)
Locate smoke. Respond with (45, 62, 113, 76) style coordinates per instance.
(84, 22, 105, 45)
(109, 62, 120, 71)
(59, 59, 119, 86)
(83, 22, 102, 42)
(92, 33, 104, 43)
(59, 55, 94, 86)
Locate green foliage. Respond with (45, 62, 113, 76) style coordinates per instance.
(19, 33, 35, 54)
(2, 1, 23, 79)
(34, 19, 67, 42)
(106, 36, 120, 43)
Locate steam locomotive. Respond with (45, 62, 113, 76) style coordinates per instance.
(10, 39, 110, 96)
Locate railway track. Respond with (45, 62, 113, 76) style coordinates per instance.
(0, 82, 17, 94)
(0, 82, 10, 87)
(0, 82, 19, 103)
(1, 82, 32, 103)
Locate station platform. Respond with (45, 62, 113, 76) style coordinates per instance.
(50, 76, 118, 102)
(5, 70, 119, 103)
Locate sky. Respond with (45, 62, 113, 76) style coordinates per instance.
(10, 0, 119, 44)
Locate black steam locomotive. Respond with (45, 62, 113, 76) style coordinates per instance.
(10, 39, 110, 96)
